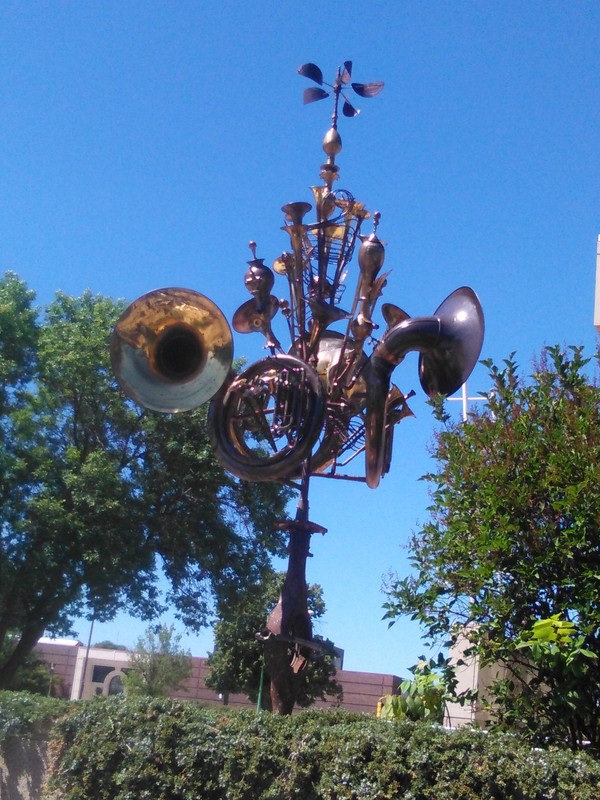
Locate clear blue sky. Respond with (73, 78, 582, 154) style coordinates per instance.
(2, 2, 599, 677)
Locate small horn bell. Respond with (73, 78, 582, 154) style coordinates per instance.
(110, 287, 233, 413)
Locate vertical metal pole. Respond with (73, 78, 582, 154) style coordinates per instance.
(263, 460, 325, 714)
(594, 234, 600, 333)
(256, 659, 265, 711)
(77, 617, 95, 700)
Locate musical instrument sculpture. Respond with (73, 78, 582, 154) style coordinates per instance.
(111, 62, 484, 713)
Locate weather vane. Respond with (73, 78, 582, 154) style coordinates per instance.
(110, 62, 484, 713)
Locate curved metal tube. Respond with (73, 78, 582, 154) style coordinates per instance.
(364, 287, 484, 488)
(365, 317, 440, 488)
(208, 354, 326, 482)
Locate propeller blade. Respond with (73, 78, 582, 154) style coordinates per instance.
(341, 60, 352, 83)
(304, 87, 329, 105)
(342, 99, 359, 117)
(352, 81, 384, 98)
(297, 62, 324, 85)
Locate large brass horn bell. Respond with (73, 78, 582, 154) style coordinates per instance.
(110, 287, 233, 413)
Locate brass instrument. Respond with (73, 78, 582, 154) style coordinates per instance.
(110, 287, 233, 413)
(111, 63, 484, 488)
(364, 287, 484, 488)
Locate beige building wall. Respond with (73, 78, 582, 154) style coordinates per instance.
(34, 639, 401, 714)
(445, 628, 509, 728)
(33, 638, 80, 699)
(445, 633, 478, 727)
(70, 645, 131, 700)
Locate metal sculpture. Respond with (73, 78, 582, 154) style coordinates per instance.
(111, 62, 484, 713)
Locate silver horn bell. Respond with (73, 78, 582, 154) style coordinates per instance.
(364, 286, 484, 488)
(110, 287, 233, 413)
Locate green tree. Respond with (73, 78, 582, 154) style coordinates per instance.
(497, 615, 600, 748)
(0, 273, 289, 688)
(206, 570, 342, 710)
(383, 346, 600, 750)
(123, 625, 192, 697)
(0, 637, 60, 696)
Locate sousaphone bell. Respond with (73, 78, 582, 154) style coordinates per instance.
(110, 287, 233, 413)
(364, 286, 484, 488)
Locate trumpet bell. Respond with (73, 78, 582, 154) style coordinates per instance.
(110, 287, 233, 413)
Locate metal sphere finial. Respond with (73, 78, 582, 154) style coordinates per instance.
(322, 127, 342, 157)
(373, 211, 381, 234)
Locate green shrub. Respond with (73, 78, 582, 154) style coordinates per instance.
(48, 696, 600, 800)
(379, 654, 466, 723)
(0, 690, 69, 742)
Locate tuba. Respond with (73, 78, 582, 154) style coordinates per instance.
(364, 287, 484, 488)
(110, 287, 233, 413)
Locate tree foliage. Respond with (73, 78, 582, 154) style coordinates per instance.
(93, 641, 128, 651)
(379, 653, 464, 724)
(0, 272, 290, 688)
(0, 638, 60, 696)
(123, 625, 192, 697)
(205, 570, 342, 710)
(384, 346, 600, 750)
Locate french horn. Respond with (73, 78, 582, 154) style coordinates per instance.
(208, 354, 326, 483)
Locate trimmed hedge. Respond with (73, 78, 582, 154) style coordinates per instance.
(0, 690, 70, 743)
(45, 695, 600, 800)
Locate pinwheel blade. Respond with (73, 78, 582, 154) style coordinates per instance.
(341, 61, 352, 83)
(352, 81, 384, 98)
(297, 62, 324, 85)
(342, 99, 359, 117)
(304, 87, 329, 105)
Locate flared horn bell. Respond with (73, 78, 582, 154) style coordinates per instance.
(418, 287, 484, 396)
(364, 286, 484, 488)
(110, 287, 233, 413)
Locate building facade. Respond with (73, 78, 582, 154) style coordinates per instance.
(34, 638, 400, 715)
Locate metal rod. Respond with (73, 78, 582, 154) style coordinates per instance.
(256, 659, 265, 711)
(77, 617, 95, 700)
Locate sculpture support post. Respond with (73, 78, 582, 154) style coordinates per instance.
(261, 463, 327, 714)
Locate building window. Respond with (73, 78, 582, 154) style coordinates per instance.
(108, 674, 125, 695)
(91, 665, 114, 683)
